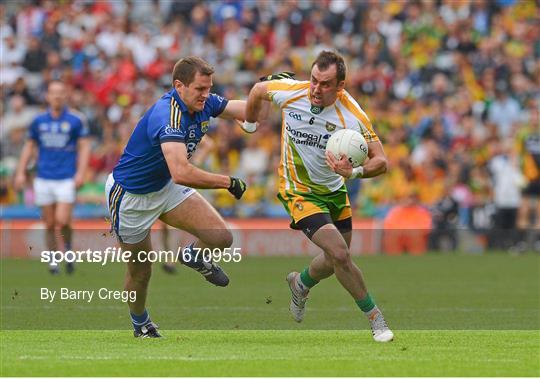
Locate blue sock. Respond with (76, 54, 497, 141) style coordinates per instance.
(130, 309, 151, 332)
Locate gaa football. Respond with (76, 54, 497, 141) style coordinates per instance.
(325, 129, 368, 168)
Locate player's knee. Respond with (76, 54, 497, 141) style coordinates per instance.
(204, 229, 233, 249)
(216, 229, 233, 249)
(321, 252, 335, 269)
(329, 245, 352, 268)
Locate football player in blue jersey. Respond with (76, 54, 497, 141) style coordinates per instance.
(106, 56, 251, 338)
(14, 80, 91, 275)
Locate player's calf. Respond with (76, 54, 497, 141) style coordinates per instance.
(127, 264, 152, 287)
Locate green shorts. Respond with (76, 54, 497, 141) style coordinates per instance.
(277, 186, 351, 227)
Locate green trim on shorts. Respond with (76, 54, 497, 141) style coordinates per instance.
(277, 185, 349, 222)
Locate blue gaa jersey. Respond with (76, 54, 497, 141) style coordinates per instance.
(28, 107, 89, 180)
(113, 88, 228, 194)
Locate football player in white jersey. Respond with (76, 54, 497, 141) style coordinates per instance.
(244, 51, 393, 342)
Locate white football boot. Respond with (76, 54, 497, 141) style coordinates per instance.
(368, 308, 394, 342)
(286, 272, 309, 322)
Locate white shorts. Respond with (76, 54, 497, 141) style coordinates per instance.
(34, 177, 76, 206)
(105, 174, 196, 244)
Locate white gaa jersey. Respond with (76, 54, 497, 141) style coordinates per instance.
(266, 79, 379, 195)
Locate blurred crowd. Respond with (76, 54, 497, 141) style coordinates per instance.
(1, 0, 539, 246)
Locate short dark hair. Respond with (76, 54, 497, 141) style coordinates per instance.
(172, 56, 215, 86)
(311, 50, 346, 83)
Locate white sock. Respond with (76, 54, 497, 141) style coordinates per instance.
(295, 275, 309, 293)
(365, 306, 381, 320)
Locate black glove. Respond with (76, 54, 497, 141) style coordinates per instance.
(259, 71, 296, 82)
(228, 177, 247, 200)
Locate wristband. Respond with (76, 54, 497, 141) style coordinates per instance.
(241, 121, 257, 133)
(349, 166, 364, 179)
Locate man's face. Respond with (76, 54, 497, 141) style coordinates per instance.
(309, 64, 344, 108)
(46, 82, 67, 111)
(175, 72, 212, 113)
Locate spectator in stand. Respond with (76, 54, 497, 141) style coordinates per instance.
(429, 183, 460, 251)
(488, 141, 525, 250)
(22, 35, 47, 73)
(7, 76, 38, 105)
(488, 85, 522, 139)
(383, 190, 433, 255)
(1, 95, 40, 160)
(515, 107, 540, 251)
(1, 35, 25, 67)
(0, 0, 536, 237)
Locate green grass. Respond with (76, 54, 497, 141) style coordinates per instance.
(2, 330, 539, 376)
(1, 254, 539, 376)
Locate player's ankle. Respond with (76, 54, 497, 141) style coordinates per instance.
(356, 293, 377, 314)
(299, 267, 318, 289)
(130, 309, 151, 332)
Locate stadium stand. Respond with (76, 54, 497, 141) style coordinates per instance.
(1, 0, 538, 253)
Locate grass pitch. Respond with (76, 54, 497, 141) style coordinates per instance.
(1, 254, 539, 376)
(3, 330, 538, 376)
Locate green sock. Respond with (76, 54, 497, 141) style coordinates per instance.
(355, 293, 376, 313)
(299, 267, 319, 288)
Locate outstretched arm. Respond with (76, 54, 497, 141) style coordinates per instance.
(218, 98, 272, 134)
(242, 72, 293, 131)
(245, 82, 271, 123)
(218, 100, 246, 121)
